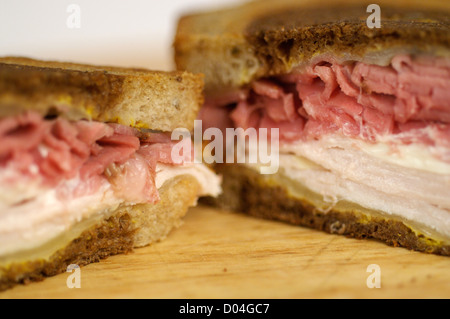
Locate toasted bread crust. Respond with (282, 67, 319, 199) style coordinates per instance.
(203, 164, 450, 256)
(0, 175, 200, 291)
(0, 57, 204, 131)
(174, 0, 450, 92)
(246, 4, 450, 76)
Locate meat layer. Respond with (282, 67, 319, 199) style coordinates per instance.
(200, 53, 450, 240)
(0, 111, 189, 206)
(201, 54, 450, 163)
(0, 112, 217, 258)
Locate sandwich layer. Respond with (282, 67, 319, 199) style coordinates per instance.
(0, 112, 221, 289)
(0, 111, 220, 257)
(0, 57, 204, 131)
(196, 54, 450, 253)
(207, 163, 450, 256)
(202, 54, 450, 166)
(277, 142, 450, 241)
(0, 174, 202, 291)
(201, 54, 450, 169)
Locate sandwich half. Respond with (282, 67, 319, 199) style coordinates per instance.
(0, 57, 221, 290)
(174, 0, 450, 255)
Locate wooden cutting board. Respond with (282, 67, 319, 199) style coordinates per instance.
(1, 205, 449, 299)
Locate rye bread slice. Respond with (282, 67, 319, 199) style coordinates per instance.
(0, 57, 204, 132)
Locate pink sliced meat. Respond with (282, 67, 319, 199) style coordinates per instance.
(80, 145, 137, 179)
(230, 100, 263, 129)
(313, 64, 338, 99)
(106, 153, 159, 204)
(74, 120, 114, 145)
(264, 92, 297, 122)
(199, 105, 235, 135)
(0, 112, 46, 158)
(200, 54, 450, 162)
(260, 114, 304, 141)
(0, 112, 186, 204)
(361, 107, 395, 140)
(333, 63, 359, 97)
(252, 79, 284, 99)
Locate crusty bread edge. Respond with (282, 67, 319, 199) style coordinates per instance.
(174, 0, 450, 93)
(0, 56, 204, 132)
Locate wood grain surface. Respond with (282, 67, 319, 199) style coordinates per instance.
(1, 205, 449, 299)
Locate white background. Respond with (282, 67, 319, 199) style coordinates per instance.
(0, 0, 245, 71)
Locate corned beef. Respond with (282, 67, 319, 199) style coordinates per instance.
(201, 54, 450, 161)
(0, 112, 187, 203)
